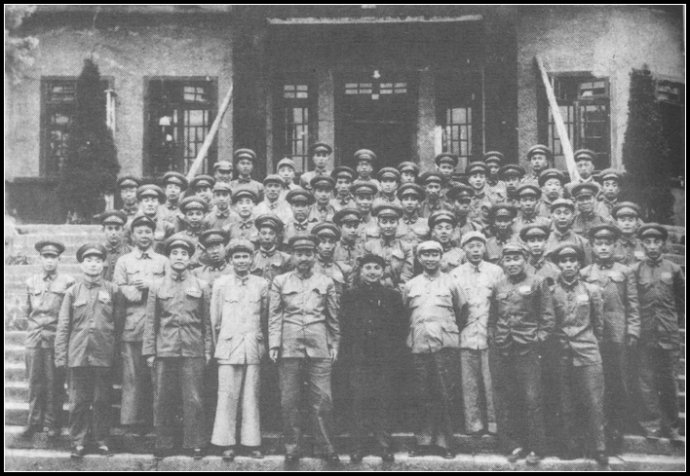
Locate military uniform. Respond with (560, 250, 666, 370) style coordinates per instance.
(362, 238, 413, 291)
(300, 142, 333, 191)
(203, 205, 238, 234)
(99, 211, 132, 282)
(252, 247, 292, 281)
(396, 183, 429, 247)
(230, 149, 264, 202)
(159, 172, 188, 225)
(193, 229, 231, 286)
(419, 172, 450, 219)
(522, 145, 554, 187)
(545, 227, 591, 266)
(485, 204, 518, 264)
(117, 176, 141, 219)
(254, 177, 292, 225)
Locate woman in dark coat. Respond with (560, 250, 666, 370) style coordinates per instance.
(340, 254, 407, 463)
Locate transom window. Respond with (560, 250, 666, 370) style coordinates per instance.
(274, 77, 316, 173)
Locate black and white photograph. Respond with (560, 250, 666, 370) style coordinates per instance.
(4, 4, 685, 471)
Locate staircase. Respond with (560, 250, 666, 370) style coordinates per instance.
(4, 224, 686, 470)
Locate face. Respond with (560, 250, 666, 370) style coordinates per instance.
(431, 222, 454, 244)
(493, 215, 513, 233)
(120, 186, 137, 205)
(552, 206, 574, 230)
(524, 231, 547, 254)
(377, 216, 399, 238)
(576, 194, 595, 214)
(294, 249, 316, 271)
(505, 175, 521, 193)
(81, 255, 105, 277)
(231, 251, 253, 274)
(641, 237, 664, 260)
(214, 190, 231, 209)
(291, 201, 310, 221)
(313, 186, 333, 205)
(236, 197, 255, 217)
(616, 215, 639, 236)
(104, 224, 124, 245)
(468, 172, 486, 190)
(340, 221, 360, 242)
(185, 209, 205, 227)
(464, 240, 485, 264)
(592, 237, 615, 261)
(356, 161, 373, 178)
(131, 225, 154, 249)
(454, 197, 472, 216)
(425, 183, 441, 200)
(39, 254, 59, 273)
(530, 154, 549, 174)
(419, 249, 442, 272)
(437, 163, 455, 179)
(335, 177, 352, 196)
(354, 193, 374, 213)
(542, 178, 563, 200)
(204, 242, 225, 263)
(487, 163, 500, 178)
(577, 160, 595, 179)
(360, 262, 384, 285)
(265, 182, 282, 201)
(237, 158, 254, 176)
(215, 169, 232, 183)
(169, 247, 191, 272)
(380, 178, 398, 195)
(602, 179, 620, 200)
(258, 226, 277, 248)
(502, 253, 526, 277)
(519, 194, 538, 215)
(401, 195, 420, 215)
(312, 150, 330, 169)
(557, 256, 580, 279)
(140, 196, 159, 216)
(401, 171, 416, 184)
(278, 165, 295, 184)
(165, 184, 182, 201)
(195, 186, 213, 203)
(317, 236, 337, 259)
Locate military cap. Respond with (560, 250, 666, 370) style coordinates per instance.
(312, 222, 341, 240)
(213, 160, 233, 172)
(130, 215, 157, 231)
(502, 242, 528, 257)
(574, 149, 596, 163)
(589, 224, 621, 241)
(570, 181, 601, 198)
(353, 149, 377, 162)
(465, 161, 489, 176)
(179, 196, 209, 214)
(637, 223, 668, 241)
(333, 208, 362, 226)
(227, 238, 255, 256)
(137, 184, 165, 202)
(289, 235, 318, 251)
(162, 171, 189, 189)
(213, 182, 232, 194)
(499, 164, 526, 179)
(350, 181, 378, 196)
(538, 168, 566, 187)
(597, 168, 621, 183)
(309, 142, 333, 155)
(263, 174, 285, 186)
(517, 183, 542, 199)
(35, 240, 66, 256)
(331, 166, 356, 181)
(358, 253, 385, 268)
(234, 148, 257, 163)
(549, 244, 585, 264)
(397, 183, 425, 200)
(165, 236, 196, 256)
(117, 175, 141, 189)
(490, 203, 518, 219)
(419, 171, 443, 185)
(100, 210, 128, 227)
(76, 243, 107, 263)
(527, 144, 553, 160)
(435, 153, 459, 167)
(416, 240, 444, 255)
(285, 187, 315, 205)
(483, 151, 505, 165)
(277, 157, 297, 170)
(232, 187, 259, 204)
(460, 231, 487, 248)
(199, 229, 229, 247)
(611, 201, 641, 219)
(255, 213, 284, 233)
(519, 224, 550, 242)
(550, 198, 576, 212)
(372, 203, 403, 219)
(377, 167, 401, 182)
(310, 175, 336, 190)
(428, 210, 456, 228)
(398, 161, 420, 175)
(446, 184, 475, 201)
(189, 175, 215, 190)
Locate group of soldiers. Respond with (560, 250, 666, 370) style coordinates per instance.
(23, 142, 684, 466)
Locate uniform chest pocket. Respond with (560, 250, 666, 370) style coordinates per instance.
(184, 288, 203, 312)
(660, 272, 674, 286)
(434, 291, 454, 309)
(391, 249, 406, 262)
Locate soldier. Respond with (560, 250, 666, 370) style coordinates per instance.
(99, 210, 131, 282)
(252, 214, 292, 281)
(536, 168, 566, 218)
(397, 183, 429, 247)
(282, 188, 318, 248)
(550, 244, 608, 466)
(571, 182, 611, 237)
(466, 161, 494, 227)
(374, 167, 402, 208)
(330, 166, 357, 212)
(612, 201, 645, 265)
(353, 149, 380, 189)
(363, 204, 414, 291)
(485, 204, 518, 264)
(581, 224, 640, 453)
(113, 215, 168, 435)
(203, 182, 239, 233)
(312, 222, 350, 295)
(277, 157, 299, 196)
(419, 172, 448, 218)
(341, 254, 406, 463)
(446, 184, 484, 246)
(570, 149, 598, 188)
(514, 184, 551, 235)
(190, 175, 216, 206)
(483, 151, 508, 204)
(333, 208, 365, 278)
(351, 181, 380, 241)
(143, 236, 212, 460)
(126, 184, 175, 252)
(213, 160, 233, 184)
(520, 225, 560, 284)
(499, 164, 526, 207)
(21, 240, 75, 440)
(55, 244, 123, 459)
(269, 235, 341, 464)
(308, 176, 337, 223)
(633, 223, 684, 443)
(429, 210, 465, 272)
(300, 142, 333, 190)
(452, 231, 503, 436)
(254, 174, 292, 224)
(230, 149, 264, 201)
(227, 188, 259, 243)
(546, 198, 591, 265)
(404, 240, 467, 459)
(117, 176, 141, 219)
(159, 171, 188, 225)
(489, 243, 554, 465)
(522, 145, 552, 187)
(210, 239, 269, 461)
(434, 153, 458, 198)
(173, 197, 211, 269)
(193, 229, 231, 285)
(398, 161, 420, 185)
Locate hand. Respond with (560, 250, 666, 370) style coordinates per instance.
(205, 354, 212, 365)
(146, 356, 155, 368)
(330, 348, 338, 363)
(133, 278, 147, 290)
(626, 335, 638, 348)
(269, 348, 279, 363)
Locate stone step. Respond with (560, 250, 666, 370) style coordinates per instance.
(15, 225, 103, 234)
(5, 381, 123, 402)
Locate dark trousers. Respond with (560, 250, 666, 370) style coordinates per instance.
(637, 345, 680, 433)
(278, 357, 335, 456)
(120, 341, 154, 427)
(25, 347, 65, 430)
(411, 348, 459, 451)
(68, 367, 112, 447)
(539, 336, 561, 446)
(153, 357, 206, 450)
(600, 342, 629, 435)
(490, 345, 545, 455)
(351, 366, 393, 453)
(558, 356, 606, 453)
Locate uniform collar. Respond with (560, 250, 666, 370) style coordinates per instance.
(134, 247, 154, 259)
(233, 272, 250, 285)
(84, 276, 103, 289)
(236, 176, 252, 183)
(105, 242, 122, 253)
(294, 219, 310, 231)
(216, 207, 231, 218)
(552, 228, 573, 240)
(208, 261, 227, 271)
(296, 269, 314, 280)
(595, 259, 615, 270)
(529, 254, 547, 269)
(646, 256, 663, 267)
(403, 213, 419, 224)
(558, 275, 580, 290)
(43, 272, 57, 282)
(166, 200, 179, 210)
(619, 235, 637, 246)
(507, 271, 527, 284)
(467, 260, 484, 273)
(238, 217, 253, 229)
(260, 246, 277, 257)
(318, 257, 333, 267)
(171, 270, 188, 282)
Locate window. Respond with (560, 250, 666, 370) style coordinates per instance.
(539, 74, 611, 168)
(656, 79, 685, 181)
(145, 78, 217, 176)
(40, 77, 113, 176)
(274, 77, 315, 173)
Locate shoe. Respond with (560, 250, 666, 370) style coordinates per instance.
(644, 429, 663, 441)
(20, 425, 39, 439)
(350, 450, 364, 463)
(249, 449, 264, 459)
(594, 451, 609, 466)
(71, 445, 86, 459)
(441, 449, 455, 460)
(284, 453, 300, 464)
(192, 448, 204, 460)
(381, 450, 395, 463)
(507, 447, 526, 463)
(525, 452, 541, 465)
(325, 452, 341, 465)
(95, 444, 112, 456)
(222, 448, 236, 462)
